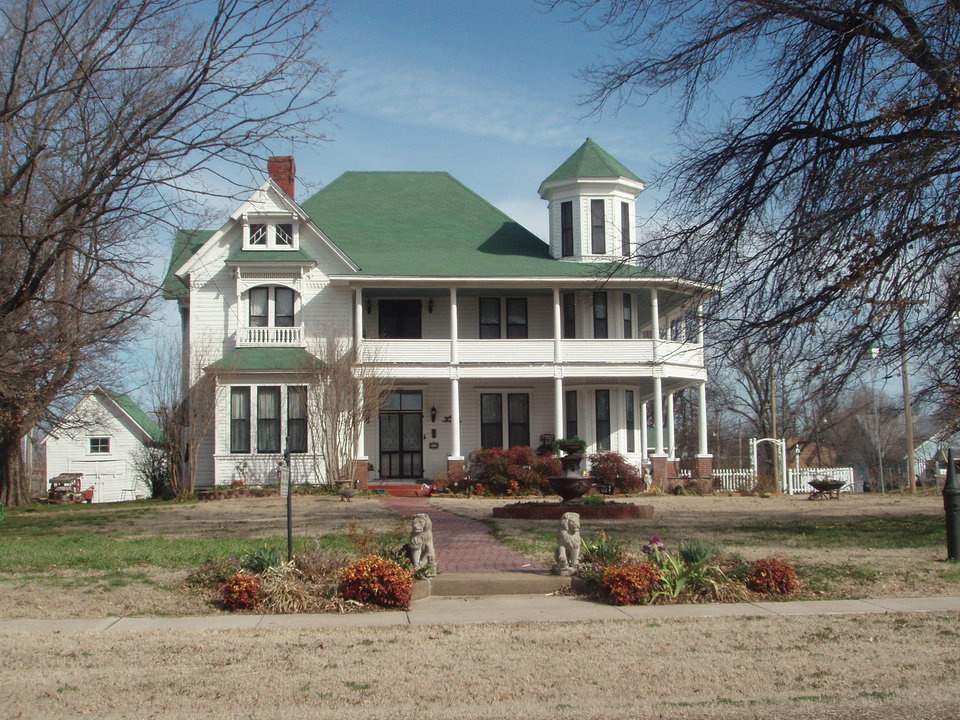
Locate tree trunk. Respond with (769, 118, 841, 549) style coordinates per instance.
(0, 431, 30, 508)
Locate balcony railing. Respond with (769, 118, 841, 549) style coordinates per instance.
(361, 337, 703, 367)
(236, 325, 305, 347)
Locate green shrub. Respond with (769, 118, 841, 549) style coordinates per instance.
(220, 573, 262, 611)
(580, 530, 627, 566)
(338, 555, 413, 609)
(746, 557, 799, 595)
(678, 539, 717, 566)
(599, 563, 661, 605)
(242, 545, 283, 574)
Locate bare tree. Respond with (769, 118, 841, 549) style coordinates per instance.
(306, 337, 394, 486)
(550, 0, 959, 381)
(0, 0, 335, 506)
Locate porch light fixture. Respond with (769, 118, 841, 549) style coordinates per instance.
(430, 405, 437, 423)
(427, 298, 434, 313)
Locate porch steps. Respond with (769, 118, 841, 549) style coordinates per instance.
(367, 483, 429, 497)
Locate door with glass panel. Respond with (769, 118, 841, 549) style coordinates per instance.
(379, 390, 423, 479)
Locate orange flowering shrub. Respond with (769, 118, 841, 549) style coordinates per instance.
(746, 557, 799, 595)
(220, 573, 262, 610)
(599, 563, 662, 605)
(338, 555, 414, 609)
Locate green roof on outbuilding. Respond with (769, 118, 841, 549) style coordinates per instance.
(542, 138, 643, 185)
(300, 171, 654, 278)
(103, 390, 164, 443)
(206, 348, 322, 373)
(163, 229, 214, 299)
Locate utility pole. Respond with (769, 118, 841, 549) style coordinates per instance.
(769, 330, 779, 488)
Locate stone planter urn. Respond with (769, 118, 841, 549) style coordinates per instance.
(335, 479, 358, 502)
(548, 476, 593, 503)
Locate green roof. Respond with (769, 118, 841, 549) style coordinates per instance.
(163, 229, 214, 299)
(542, 138, 643, 185)
(103, 390, 164, 443)
(301, 171, 654, 278)
(206, 348, 322, 373)
(226, 248, 315, 264)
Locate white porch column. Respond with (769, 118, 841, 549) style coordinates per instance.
(640, 401, 648, 461)
(552, 287, 562, 363)
(450, 377, 461, 459)
(650, 288, 660, 357)
(667, 392, 676, 460)
(554, 376, 564, 441)
(449, 286, 459, 364)
(353, 287, 363, 347)
(653, 376, 664, 455)
(697, 303, 705, 344)
(698, 381, 709, 456)
(356, 380, 365, 458)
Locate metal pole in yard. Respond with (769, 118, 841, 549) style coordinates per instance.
(284, 438, 293, 563)
(944, 449, 959, 561)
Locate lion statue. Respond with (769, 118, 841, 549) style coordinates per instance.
(407, 513, 437, 576)
(551, 511, 581, 576)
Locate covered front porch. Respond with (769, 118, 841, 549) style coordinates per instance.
(353, 376, 713, 489)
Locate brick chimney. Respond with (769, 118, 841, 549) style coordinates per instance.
(267, 155, 296, 198)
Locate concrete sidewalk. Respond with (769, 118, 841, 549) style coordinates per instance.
(2, 595, 959, 635)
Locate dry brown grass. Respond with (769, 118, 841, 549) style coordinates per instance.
(2, 612, 959, 719)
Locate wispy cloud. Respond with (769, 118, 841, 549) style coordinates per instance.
(336, 58, 586, 147)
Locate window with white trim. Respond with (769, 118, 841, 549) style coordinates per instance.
(248, 286, 296, 327)
(243, 218, 299, 250)
(479, 392, 530, 449)
(230, 385, 308, 455)
(89, 437, 110, 454)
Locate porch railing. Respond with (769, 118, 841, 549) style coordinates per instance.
(236, 325, 305, 347)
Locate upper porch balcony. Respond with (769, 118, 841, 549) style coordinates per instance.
(360, 337, 705, 380)
(236, 324, 305, 348)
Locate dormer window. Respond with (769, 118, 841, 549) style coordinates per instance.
(275, 223, 293, 246)
(250, 223, 267, 245)
(243, 217, 298, 250)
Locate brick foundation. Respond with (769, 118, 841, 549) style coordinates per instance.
(650, 455, 668, 489)
(694, 454, 714, 480)
(353, 458, 369, 490)
(447, 458, 465, 482)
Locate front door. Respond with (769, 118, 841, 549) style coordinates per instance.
(379, 390, 423, 479)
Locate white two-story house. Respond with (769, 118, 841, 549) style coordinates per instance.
(163, 140, 715, 491)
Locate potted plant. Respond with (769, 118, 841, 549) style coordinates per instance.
(553, 436, 587, 456)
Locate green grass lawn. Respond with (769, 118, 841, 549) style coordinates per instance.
(732, 514, 945, 549)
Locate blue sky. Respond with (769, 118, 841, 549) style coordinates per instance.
(292, 0, 678, 238)
(131, 1, 684, 404)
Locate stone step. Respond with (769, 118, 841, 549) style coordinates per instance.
(368, 484, 428, 497)
(413, 572, 572, 600)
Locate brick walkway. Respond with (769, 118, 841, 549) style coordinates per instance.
(378, 497, 548, 574)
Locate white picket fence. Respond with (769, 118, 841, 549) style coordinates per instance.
(714, 467, 855, 495)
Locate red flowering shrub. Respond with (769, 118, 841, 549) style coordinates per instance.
(338, 555, 414, 609)
(220, 573, 262, 611)
(599, 563, 662, 605)
(588, 451, 646, 494)
(746, 557, 799, 595)
(469, 446, 562, 495)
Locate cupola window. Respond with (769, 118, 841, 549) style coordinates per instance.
(591, 200, 606, 254)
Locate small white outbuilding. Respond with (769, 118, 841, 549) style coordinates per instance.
(44, 387, 164, 503)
